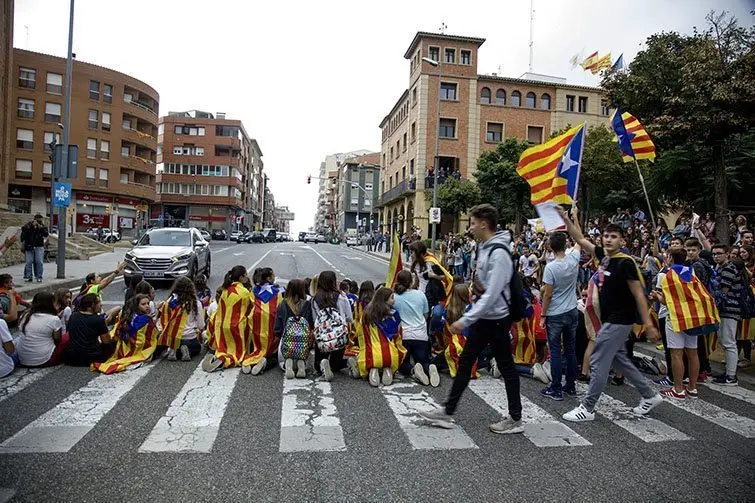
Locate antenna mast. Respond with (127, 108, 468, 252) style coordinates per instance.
(528, 0, 534, 72)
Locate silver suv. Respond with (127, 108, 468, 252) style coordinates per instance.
(124, 227, 211, 282)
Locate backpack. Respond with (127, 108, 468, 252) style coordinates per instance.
(279, 305, 313, 361)
(313, 301, 349, 353)
(738, 274, 755, 319)
(481, 243, 531, 322)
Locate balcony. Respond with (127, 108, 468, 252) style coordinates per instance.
(424, 168, 461, 189)
(123, 182, 156, 201)
(379, 178, 416, 207)
(123, 127, 157, 150)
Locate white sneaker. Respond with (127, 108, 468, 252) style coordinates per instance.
(542, 360, 552, 382)
(251, 357, 267, 376)
(296, 360, 306, 378)
(533, 363, 549, 384)
(201, 354, 223, 373)
(562, 404, 595, 422)
(419, 407, 455, 429)
(284, 358, 295, 379)
(347, 357, 360, 379)
(320, 359, 334, 381)
(241, 364, 251, 375)
(491, 359, 501, 378)
(368, 368, 380, 387)
(413, 363, 430, 385)
(167, 349, 177, 361)
(381, 367, 393, 386)
(489, 417, 524, 435)
(632, 393, 663, 416)
(179, 345, 191, 361)
(428, 364, 440, 387)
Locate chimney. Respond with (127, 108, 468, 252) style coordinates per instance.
(216, 112, 226, 119)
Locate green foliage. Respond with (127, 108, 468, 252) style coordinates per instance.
(434, 178, 481, 219)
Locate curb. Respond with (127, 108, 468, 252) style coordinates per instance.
(15, 269, 121, 297)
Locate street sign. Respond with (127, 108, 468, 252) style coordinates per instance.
(429, 207, 441, 224)
(53, 182, 72, 208)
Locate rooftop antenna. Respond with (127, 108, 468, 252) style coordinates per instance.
(439, 22, 447, 34)
(24, 25, 29, 48)
(528, 0, 534, 72)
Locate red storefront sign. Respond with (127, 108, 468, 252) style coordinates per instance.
(77, 213, 110, 228)
(78, 193, 112, 204)
(118, 197, 140, 207)
(189, 215, 227, 222)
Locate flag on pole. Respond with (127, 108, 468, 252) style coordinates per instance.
(611, 107, 656, 163)
(580, 51, 599, 71)
(516, 123, 585, 205)
(612, 54, 625, 72)
(589, 53, 612, 74)
(385, 232, 403, 287)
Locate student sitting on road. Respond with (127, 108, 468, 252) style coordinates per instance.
(132, 280, 158, 318)
(15, 292, 67, 367)
(0, 281, 19, 327)
(158, 277, 204, 362)
(242, 267, 284, 375)
(357, 287, 407, 387)
(345, 281, 374, 378)
(54, 288, 73, 332)
(202, 286, 223, 348)
(194, 274, 212, 309)
(123, 273, 143, 304)
(73, 262, 126, 307)
(63, 293, 115, 366)
(441, 283, 477, 379)
(276, 279, 314, 379)
(312, 271, 353, 381)
(0, 318, 18, 378)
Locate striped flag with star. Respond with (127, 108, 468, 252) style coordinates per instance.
(242, 283, 284, 367)
(511, 304, 538, 366)
(660, 265, 719, 335)
(385, 232, 403, 287)
(356, 311, 407, 377)
(92, 314, 159, 374)
(157, 294, 188, 349)
(611, 107, 656, 163)
(209, 282, 252, 368)
(423, 252, 454, 305)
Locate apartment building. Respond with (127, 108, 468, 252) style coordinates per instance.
(313, 149, 372, 232)
(0, 0, 13, 210)
(378, 32, 610, 236)
(274, 205, 294, 233)
(8, 48, 159, 235)
(335, 152, 380, 234)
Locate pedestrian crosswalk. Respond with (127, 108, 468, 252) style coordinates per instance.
(1, 361, 754, 454)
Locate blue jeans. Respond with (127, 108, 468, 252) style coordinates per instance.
(545, 308, 578, 392)
(399, 339, 431, 375)
(24, 247, 44, 281)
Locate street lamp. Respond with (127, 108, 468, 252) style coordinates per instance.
(423, 56, 442, 253)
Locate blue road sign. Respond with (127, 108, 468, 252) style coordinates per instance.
(53, 182, 72, 208)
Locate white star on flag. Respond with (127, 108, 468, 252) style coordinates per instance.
(559, 144, 579, 175)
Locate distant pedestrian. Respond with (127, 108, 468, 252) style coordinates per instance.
(20, 214, 48, 283)
(384, 231, 391, 254)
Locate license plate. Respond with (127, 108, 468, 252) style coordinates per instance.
(143, 271, 164, 278)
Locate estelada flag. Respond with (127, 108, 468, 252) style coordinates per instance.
(444, 321, 479, 378)
(511, 302, 538, 366)
(357, 310, 407, 376)
(157, 294, 188, 349)
(92, 314, 158, 374)
(209, 282, 252, 368)
(661, 265, 719, 335)
(344, 300, 366, 358)
(385, 232, 403, 288)
(242, 282, 283, 367)
(423, 252, 453, 305)
(611, 107, 656, 163)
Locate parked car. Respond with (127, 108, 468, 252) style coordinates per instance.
(211, 229, 227, 240)
(346, 236, 359, 247)
(199, 229, 211, 241)
(229, 230, 243, 241)
(277, 232, 291, 242)
(298, 232, 306, 242)
(124, 227, 211, 282)
(261, 228, 277, 243)
(316, 234, 327, 243)
(237, 231, 264, 243)
(303, 232, 318, 243)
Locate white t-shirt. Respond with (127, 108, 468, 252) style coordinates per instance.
(182, 301, 205, 340)
(518, 255, 528, 272)
(207, 300, 218, 319)
(411, 263, 429, 293)
(16, 314, 63, 366)
(0, 319, 15, 378)
(59, 306, 72, 331)
(655, 273, 668, 319)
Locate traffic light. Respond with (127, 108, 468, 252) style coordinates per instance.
(105, 205, 111, 215)
(307, 176, 311, 184)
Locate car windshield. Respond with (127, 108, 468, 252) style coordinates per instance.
(138, 230, 191, 247)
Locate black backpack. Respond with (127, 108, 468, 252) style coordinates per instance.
(481, 243, 531, 322)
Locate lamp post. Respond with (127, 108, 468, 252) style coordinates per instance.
(422, 55, 442, 253)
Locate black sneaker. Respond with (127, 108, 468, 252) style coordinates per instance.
(576, 374, 590, 383)
(712, 375, 738, 386)
(611, 376, 624, 386)
(563, 387, 578, 398)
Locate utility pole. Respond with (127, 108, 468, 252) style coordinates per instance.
(57, 0, 74, 279)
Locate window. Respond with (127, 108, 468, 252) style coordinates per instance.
(540, 94, 551, 110)
(511, 91, 521, 107)
(411, 122, 416, 142)
(43, 162, 52, 181)
(578, 96, 588, 113)
(600, 100, 609, 116)
(120, 172, 129, 184)
(364, 199, 371, 207)
(100, 140, 110, 160)
(412, 87, 417, 105)
(390, 147, 394, 161)
(410, 159, 415, 175)
(15, 159, 32, 179)
(44, 131, 61, 152)
(461, 50, 471, 65)
(19, 67, 36, 88)
(87, 138, 97, 158)
(486, 123, 503, 143)
(365, 183, 373, 191)
(45, 102, 61, 122)
(123, 118, 132, 130)
(403, 133, 407, 151)
(444, 48, 455, 64)
(525, 92, 536, 108)
(103, 84, 113, 104)
(440, 82, 457, 100)
(480, 87, 491, 104)
(496, 89, 506, 105)
(351, 198, 358, 207)
(215, 125, 239, 137)
(189, 127, 205, 136)
(86, 167, 95, 185)
(195, 147, 204, 156)
(566, 95, 575, 112)
(439, 118, 456, 138)
(173, 146, 183, 155)
(389, 175, 393, 188)
(396, 140, 400, 156)
(88, 109, 98, 129)
(121, 146, 130, 157)
(46, 72, 63, 93)
(527, 126, 544, 144)
(102, 112, 111, 131)
(16, 129, 34, 149)
(99, 168, 109, 188)
(89, 80, 100, 101)
(429, 46, 439, 62)
(17, 98, 34, 118)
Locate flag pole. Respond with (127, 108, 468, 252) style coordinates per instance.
(633, 157, 657, 232)
(572, 122, 587, 204)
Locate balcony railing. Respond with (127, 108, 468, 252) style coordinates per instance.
(379, 178, 416, 206)
(424, 169, 461, 189)
(124, 97, 157, 117)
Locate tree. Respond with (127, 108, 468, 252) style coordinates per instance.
(434, 178, 481, 231)
(602, 11, 755, 243)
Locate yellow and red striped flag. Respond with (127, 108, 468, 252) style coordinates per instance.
(511, 308, 538, 366)
(210, 282, 252, 368)
(444, 322, 479, 378)
(580, 51, 599, 71)
(92, 314, 159, 374)
(356, 311, 407, 377)
(344, 300, 366, 358)
(385, 232, 403, 288)
(423, 252, 454, 305)
(589, 53, 612, 74)
(612, 109, 656, 163)
(660, 265, 719, 334)
(242, 283, 283, 367)
(157, 294, 188, 349)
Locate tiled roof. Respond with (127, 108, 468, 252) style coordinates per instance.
(404, 32, 486, 58)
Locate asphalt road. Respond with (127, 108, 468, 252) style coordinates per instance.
(1, 241, 754, 502)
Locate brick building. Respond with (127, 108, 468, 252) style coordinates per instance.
(8, 48, 159, 236)
(378, 32, 610, 236)
(334, 152, 380, 235)
(0, 0, 14, 210)
(313, 149, 371, 232)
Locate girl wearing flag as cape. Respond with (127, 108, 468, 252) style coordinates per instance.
(158, 277, 204, 362)
(202, 266, 252, 373)
(409, 241, 453, 310)
(92, 294, 159, 374)
(443, 283, 478, 379)
(242, 267, 284, 375)
(357, 287, 407, 387)
(345, 281, 374, 378)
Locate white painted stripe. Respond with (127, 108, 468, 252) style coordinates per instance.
(0, 367, 56, 404)
(469, 378, 591, 447)
(382, 382, 478, 450)
(0, 364, 155, 453)
(139, 363, 241, 453)
(247, 245, 278, 272)
(279, 378, 345, 452)
(575, 383, 690, 442)
(653, 388, 755, 438)
(701, 382, 755, 407)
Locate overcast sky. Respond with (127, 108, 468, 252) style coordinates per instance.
(14, 0, 753, 233)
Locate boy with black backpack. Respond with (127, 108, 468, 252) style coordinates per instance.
(420, 204, 524, 435)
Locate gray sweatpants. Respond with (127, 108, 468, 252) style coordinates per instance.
(582, 323, 657, 412)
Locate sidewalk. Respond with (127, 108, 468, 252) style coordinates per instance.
(2, 249, 126, 298)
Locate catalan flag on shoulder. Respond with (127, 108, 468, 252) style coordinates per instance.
(611, 106, 656, 163)
(516, 123, 585, 205)
(385, 232, 403, 287)
(661, 264, 719, 335)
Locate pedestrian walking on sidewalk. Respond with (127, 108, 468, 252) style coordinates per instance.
(20, 214, 48, 283)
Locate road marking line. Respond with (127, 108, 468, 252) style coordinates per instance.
(0, 364, 155, 453)
(575, 383, 690, 442)
(0, 367, 57, 404)
(139, 363, 241, 453)
(381, 382, 478, 450)
(247, 245, 278, 272)
(469, 378, 591, 447)
(701, 382, 755, 406)
(279, 378, 346, 452)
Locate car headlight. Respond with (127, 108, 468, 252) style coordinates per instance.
(125, 252, 134, 261)
(172, 253, 192, 263)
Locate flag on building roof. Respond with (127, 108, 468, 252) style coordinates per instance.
(612, 54, 625, 72)
(516, 123, 585, 205)
(589, 53, 612, 74)
(580, 51, 599, 71)
(611, 107, 656, 163)
(385, 232, 403, 287)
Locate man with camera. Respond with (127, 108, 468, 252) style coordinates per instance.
(20, 214, 49, 283)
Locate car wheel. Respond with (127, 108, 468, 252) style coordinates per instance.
(205, 255, 211, 277)
(188, 260, 198, 280)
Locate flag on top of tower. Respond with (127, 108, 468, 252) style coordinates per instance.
(611, 106, 657, 163)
